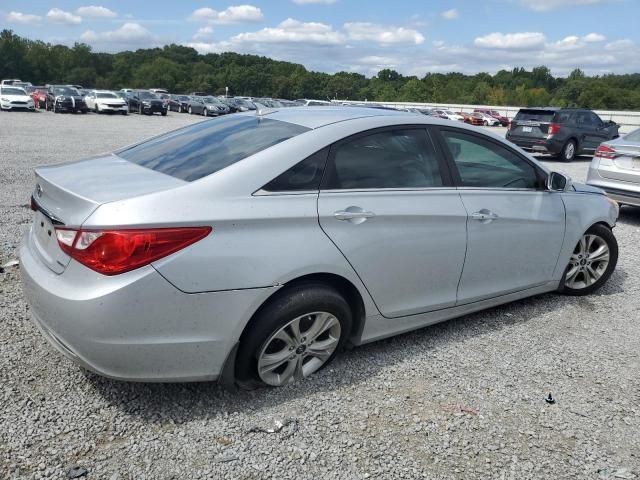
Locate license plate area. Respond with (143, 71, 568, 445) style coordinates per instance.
(522, 126, 532, 133)
(32, 211, 69, 273)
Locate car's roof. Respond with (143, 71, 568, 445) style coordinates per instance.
(258, 106, 413, 129)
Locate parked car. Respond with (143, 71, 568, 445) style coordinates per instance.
(169, 94, 192, 113)
(472, 111, 501, 126)
(433, 109, 464, 121)
(127, 90, 167, 116)
(298, 99, 332, 107)
(474, 108, 509, 127)
(149, 89, 169, 94)
(586, 128, 640, 207)
(120, 88, 134, 94)
(233, 97, 257, 111)
(187, 96, 229, 116)
(45, 85, 88, 113)
(218, 97, 241, 113)
(462, 112, 484, 126)
(0, 85, 35, 111)
(84, 90, 128, 115)
(155, 92, 172, 109)
(2, 79, 32, 88)
(21, 107, 619, 388)
(506, 108, 620, 162)
(189, 91, 209, 97)
(30, 87, 48, 108)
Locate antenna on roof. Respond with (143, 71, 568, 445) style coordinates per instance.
(254, 102, 277, 118)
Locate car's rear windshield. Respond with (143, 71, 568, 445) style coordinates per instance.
(514, 109, 556, 122)
(118, 115, 310, 182)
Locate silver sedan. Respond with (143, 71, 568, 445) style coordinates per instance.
(587, 128, 640, 208)
(20, 107, 619, 388)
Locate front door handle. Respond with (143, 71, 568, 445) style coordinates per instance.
(334, 207, 376, 224)
(471, 209, 499, 222)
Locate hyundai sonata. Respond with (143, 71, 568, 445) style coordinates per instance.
(20, 107, 619, 387)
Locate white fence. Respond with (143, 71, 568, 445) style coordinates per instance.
(332, 100, 640, 134)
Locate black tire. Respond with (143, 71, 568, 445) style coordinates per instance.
(236, 283, 352, 388)
(559, 224, 618, 296)
(94, 105, 99, 114)
(138, 104, 142, 115)
(560, 139, 577, 162)
(121, 111, 127, 116)
(483, 120, 488, 126)
(161, 110, 167, 116)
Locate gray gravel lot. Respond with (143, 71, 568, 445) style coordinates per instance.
(1, 111, 639, 480)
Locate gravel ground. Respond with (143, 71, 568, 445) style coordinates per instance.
(1, 111, 639, 480)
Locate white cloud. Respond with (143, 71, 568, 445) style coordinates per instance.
(76, 6, 117, 18)
(6, 11, 42, 24)
(344, 22, 425, 45)
(520, 0, 610, 11)
(81, 22, 155, 46)
(46, 8, 82, 25)
(292, 0, 336, 3)
(441, 9, 459, 20)
(474, 32, 546, 50)
(193, 26, 214, 41)
(583, 32, 606, 42)
(232, 18, 345, 45)
(604, 39, 634, 51)
(190, 5, 263, 24)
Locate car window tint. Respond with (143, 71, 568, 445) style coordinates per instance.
(263, 148, 328, 192)
(324, 129, 443, 189)
(589, 113, 603, 127)
(442, 130, 538, 189)
(554, 112, 571, 124)
(118, 116, 310, 182)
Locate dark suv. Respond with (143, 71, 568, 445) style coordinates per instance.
(506, 107, 619, 161)
(127, 90, 167, 116)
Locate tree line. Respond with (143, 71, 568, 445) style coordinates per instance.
(2, 29, 640, 110)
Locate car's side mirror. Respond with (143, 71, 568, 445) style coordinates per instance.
(547, 171, 573, 192)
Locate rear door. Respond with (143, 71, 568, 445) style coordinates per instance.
(318, 126, 468, 318)
(435, 127, 565, 304)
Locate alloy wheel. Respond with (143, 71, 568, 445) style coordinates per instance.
(564, 141, 576, 161)
(257, 311, 341, 387)
(565, 233, 610, 289)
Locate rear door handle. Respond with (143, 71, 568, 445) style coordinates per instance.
(471, 210, 499, 222)
(334, 208, 376, 223)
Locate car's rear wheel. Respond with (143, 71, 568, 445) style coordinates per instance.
(560, 139, 577, 162)
(483, 120, 488, 126)
(560, 224, 618, 296)
(236, 284, 352, 388)
(188, 106, 192, 114)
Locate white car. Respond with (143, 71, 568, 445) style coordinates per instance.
(434, 109, 464, 121)
(0, 86, 35, 111)
(85, 90, 128, 115)
(473, 112, 501, 126)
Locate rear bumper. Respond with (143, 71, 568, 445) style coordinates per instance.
(587, 166, 640, 207)
(19, 231, 278, 382)
(505, 135, 563, 154)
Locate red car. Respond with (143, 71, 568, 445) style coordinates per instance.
(30, 88, 48, 109)
(474, 108, 509, 127)
(462, 112, 484, 126)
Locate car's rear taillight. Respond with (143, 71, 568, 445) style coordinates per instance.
(594, 144, 616, 159)
(54, 226, 212, 275)
(548, 123, 561, 136)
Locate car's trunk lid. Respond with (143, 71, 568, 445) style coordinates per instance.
(510, 109, 557, 139)
(29, 154, 185, 274)
(601, 141, 640, 182)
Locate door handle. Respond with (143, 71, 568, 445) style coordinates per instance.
(471, 210, 499, 222)
(334, 208, 376, 222)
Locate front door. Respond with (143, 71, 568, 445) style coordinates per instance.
(437, 128, 566, 304)
(318, 127, 468, 318)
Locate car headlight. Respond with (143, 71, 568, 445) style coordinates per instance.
(1, 98, 8, 102)
(142, 101, 151, 105)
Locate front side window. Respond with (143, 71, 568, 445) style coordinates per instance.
(442, 130, 539, 189)
(118, 116, 310, 182)
(323, 129, 444, 190)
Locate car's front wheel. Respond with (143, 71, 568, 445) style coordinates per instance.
(236, 284, 352, 388)
(560, 224, 618, 296)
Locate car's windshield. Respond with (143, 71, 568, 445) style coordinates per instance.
(53, 87, 79, 96)
(445, 110, 455, 115)
(137, 91, 157, 100)
(96, 92, 118, 98)
(204, 97, 222, 104)
(1, 87, 27, 96)
(117, 116, 310, 182)
(490, 110, 501, 116)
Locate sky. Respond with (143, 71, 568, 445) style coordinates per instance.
(2, 0, 639, 77)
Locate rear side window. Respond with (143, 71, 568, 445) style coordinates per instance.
(442, 130, 539, 189)
(263, 148, 328, 192)
(323, 129, 444, 189)
(553, 112, 572, 124)
(514, 109, 556, 122)
(118, 116, 310, 182)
